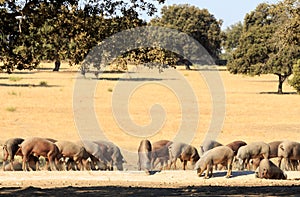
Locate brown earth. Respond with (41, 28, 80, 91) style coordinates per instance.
(0, 62, 300, 196)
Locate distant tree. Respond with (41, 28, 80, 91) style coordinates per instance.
(227, 0, 300, 94)
(149, 4, 223, 69)
(221, 22, 243, 61)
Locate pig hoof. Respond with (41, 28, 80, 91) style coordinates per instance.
(145, 170, 151, 175)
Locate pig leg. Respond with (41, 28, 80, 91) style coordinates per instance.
(226, 159, 232, 178)
(48, 152, 58, 171)
(278, 157, 283, 170)
(204, 164, 210, 179)
(22, 156, 28, 171)
(245, 159, 251, 171)
(197, 167, 204, 177)
(8, 149, 15, 171)
(183, 160, 187, 170)
(209, 165, 213, 178)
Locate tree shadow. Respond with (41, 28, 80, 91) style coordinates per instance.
(191, 67, 227, 72)
(1, 185, 300, 196)
(0, 83, 60, 87)
(259, 92, 297, 95)
(94, 77, 167, 81)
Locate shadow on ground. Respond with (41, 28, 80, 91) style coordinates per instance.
(1, 185, 300, 196)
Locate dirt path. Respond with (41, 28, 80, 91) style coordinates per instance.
(1, 170, 300, 196)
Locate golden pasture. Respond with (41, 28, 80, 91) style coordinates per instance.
(0, 62, 299, 153)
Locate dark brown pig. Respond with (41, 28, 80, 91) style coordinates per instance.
(151, 140, 173, 170)
(19, 137, 61, 171)
(2, 138, 24, 171)
(168, 142, 199, 170)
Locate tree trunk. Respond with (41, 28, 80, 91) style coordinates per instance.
(277, 74, 286, 94)
(53, 59, 61, 71)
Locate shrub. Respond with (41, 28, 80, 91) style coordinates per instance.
(9, 76, 22, 82)
(8, 91, 17, 96)
(39, 81, 48, 87)
(6, 106, 16, 112)
(107, 88, 113, 92)
(289, 60, 300, 94)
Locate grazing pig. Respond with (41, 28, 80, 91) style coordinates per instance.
(226, 141, 247, 156)
(94, 141, 126, 171)
(268, 141, 283, 158)
(278, 140, 300, 171)
(138, 139, 152, 173)
(199, 140, 223, 156)
(168, 142, 200, 170)
(92, 141, 113, 170)
(249, 141, 283, 170)
(256, 159, 287, 180)
(76, 140, 108, 170)
(250, 157, 262, 171)
(19, 137, 61, 171)
(55, 141, 90, 171)
(2, 138, 24, 171)
(236, 141, 270, 170)
(195, 146, 234, 179)
(151, 140, 173, 170)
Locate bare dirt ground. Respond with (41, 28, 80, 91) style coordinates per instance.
(1, 63, 300, 196)
(1, 170, 300, 196)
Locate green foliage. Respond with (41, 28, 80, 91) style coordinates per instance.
(227, 0, 300, 93)
(6, 106, 16, 112)
(115, 4, 222, 70)
(9, 76, 22, 82)
(289, 60, 300, 93)
(150, 4, 223, 60)
(8, 91, 17, 96)
(221, 22, 243, 61)
(39, 81, 48, 87)
(107, 88, 113, 92)
(0, 0, 165, 73)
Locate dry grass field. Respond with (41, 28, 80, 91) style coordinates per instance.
(1, 62, 299, 146)
(0, 62, 300, 195)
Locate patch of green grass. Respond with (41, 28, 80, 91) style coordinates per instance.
(6, 106, 16, 112)
(39, 81, 48, 87)
(8, 91, 17, 96)
(107, 88, 113, 92)
(9, 76, 22, 82)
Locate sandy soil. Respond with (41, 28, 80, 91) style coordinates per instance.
(1, 170, 300, 196)
(1, 63, 300, 195)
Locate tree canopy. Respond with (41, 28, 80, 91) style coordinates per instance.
(227, 0, 300, 94)
(0, 0, 165, 72)
(221, 21, 242, 61)
(150, 4, 223, 61)
(289, 60, 300, 94)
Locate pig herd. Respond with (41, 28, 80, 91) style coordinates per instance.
(139, 139, 300, 180)
(1, 137, 126, 172)
(1, 137, 300, 180)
